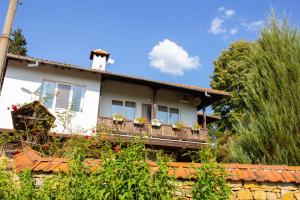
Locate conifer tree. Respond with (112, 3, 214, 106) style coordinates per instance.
(229, 14, 300, 165)
(8, 28, 27, 56)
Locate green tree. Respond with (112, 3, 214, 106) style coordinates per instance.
(8, 28, 27, 56)
(229, 14, 300, 165)
(210, 40, 252, 133)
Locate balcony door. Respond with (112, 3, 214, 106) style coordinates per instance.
(142, 104, 152, 122)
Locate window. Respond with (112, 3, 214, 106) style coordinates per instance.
(111, 100, 136, 120)
(124, 101, 136, 120)
(72, 85, 85, 112)
(112, 100, 123, 115)
(157, 105, 168, 124)
(157, 105, 180, 124)
(169, 107, 179, 124)
(142, 104, 152, 122)
(55, 84, 71, 109)
(41, 81, 55, 109)
(41, 80, 85, 112)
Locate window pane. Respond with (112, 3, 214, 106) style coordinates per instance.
(112, 100, 123, 116)
(169, 108, 179, 124)
(71, 85, 85, 112)
(158, 105, 168, 124)
(41, 81, 55, 109)
(124, 101, 136, 120)
(142, 104, 152, 122)
(55, 84, 71, 109)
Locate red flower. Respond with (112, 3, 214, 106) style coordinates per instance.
(113, 145, 120, 154)
(32, 130, 40, 136)
(84, 135, 90, 140)
(42, 143, 49, 150)
(11, 104, 18, 112)
(13, 150, 20, 155)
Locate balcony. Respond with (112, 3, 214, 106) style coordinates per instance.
(97, 116, 208, 149)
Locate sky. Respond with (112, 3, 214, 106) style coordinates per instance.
(0, 0, 299, 88)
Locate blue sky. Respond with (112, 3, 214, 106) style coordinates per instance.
(1, 0, 299, 88)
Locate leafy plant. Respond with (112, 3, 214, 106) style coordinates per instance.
(192, 146, 231, 200)
(192, 123, 201, 131)
(0, 138, 177, 200)
(134, 117, 147, 124)
(113, 113, 126, 122)
(172, 121, 185, 130)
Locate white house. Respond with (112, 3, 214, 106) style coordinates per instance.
(0, 51, 229, 152)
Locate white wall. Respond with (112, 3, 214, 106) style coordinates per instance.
(99, 80, 198, 126)
(0, 61, 101, 134)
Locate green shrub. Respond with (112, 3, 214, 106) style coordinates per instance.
(192, 146, 231, 200)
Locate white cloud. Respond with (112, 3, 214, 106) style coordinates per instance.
(148, 39, 200, 76)
(217, 6, 235, 18)
(230, 27, 238, 35)
(209, 17, 226, 34)
(107, 58, 114, 64)
(218, 6, 226, 12)
(224, 9, 235, 18)
(242, 20, 264, 31)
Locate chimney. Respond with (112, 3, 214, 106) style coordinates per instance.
(89, 49, 110, 71)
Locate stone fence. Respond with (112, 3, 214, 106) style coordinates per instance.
(9, 148, 300, 200)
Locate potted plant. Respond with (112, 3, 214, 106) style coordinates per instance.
(134, 117, 147, 126)
(172, 121, 185, 130)
(192, 123, 201, 133)
(151, 119, 161, 127)
(113, 113, 125, 124)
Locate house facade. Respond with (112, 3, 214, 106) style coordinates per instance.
(0, 51, 229, 159)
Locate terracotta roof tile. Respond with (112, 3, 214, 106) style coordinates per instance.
(13, 148, 300, 183)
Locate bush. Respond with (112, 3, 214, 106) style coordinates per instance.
(192, 146, 231, 200)
(0, 140, 177, 200)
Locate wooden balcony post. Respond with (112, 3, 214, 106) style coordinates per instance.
(152, 88, 157, 119)
(202, 107, 207, 129)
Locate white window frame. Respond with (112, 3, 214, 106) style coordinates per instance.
(168, 107, 180, 124)
(111, 99, 137, 120)
(157, 105, 181, 124)
(41, 80, 86, 112)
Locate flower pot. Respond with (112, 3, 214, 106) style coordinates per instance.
(151, 119, 161, 127)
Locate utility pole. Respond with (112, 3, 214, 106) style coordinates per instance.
(0, 0, 18, 95)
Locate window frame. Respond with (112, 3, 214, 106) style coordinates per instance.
(111, 99, 137, 121)
(40, 80, 86, 112)
(169, 107, 180, 124)
(141, 103, 152, 122)
(157, 105, 181, 125)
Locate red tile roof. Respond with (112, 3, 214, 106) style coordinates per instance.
(13, 148, 300, 183)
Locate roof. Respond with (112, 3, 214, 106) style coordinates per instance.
(7, 53, 230, 107)
(13, 148, 300, 183)
(198, 113, 221, 124)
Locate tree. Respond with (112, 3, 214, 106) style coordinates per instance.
(8, 28, 27, 56)
(210, 41, 252, 133)
(229, 14, 300, 165)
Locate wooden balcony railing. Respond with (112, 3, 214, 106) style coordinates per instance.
(97, 116, 208, 149)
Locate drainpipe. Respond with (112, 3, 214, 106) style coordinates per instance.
(0, 0, 18, 95)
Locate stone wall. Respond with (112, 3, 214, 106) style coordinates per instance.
(176, 179, 300, 200)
